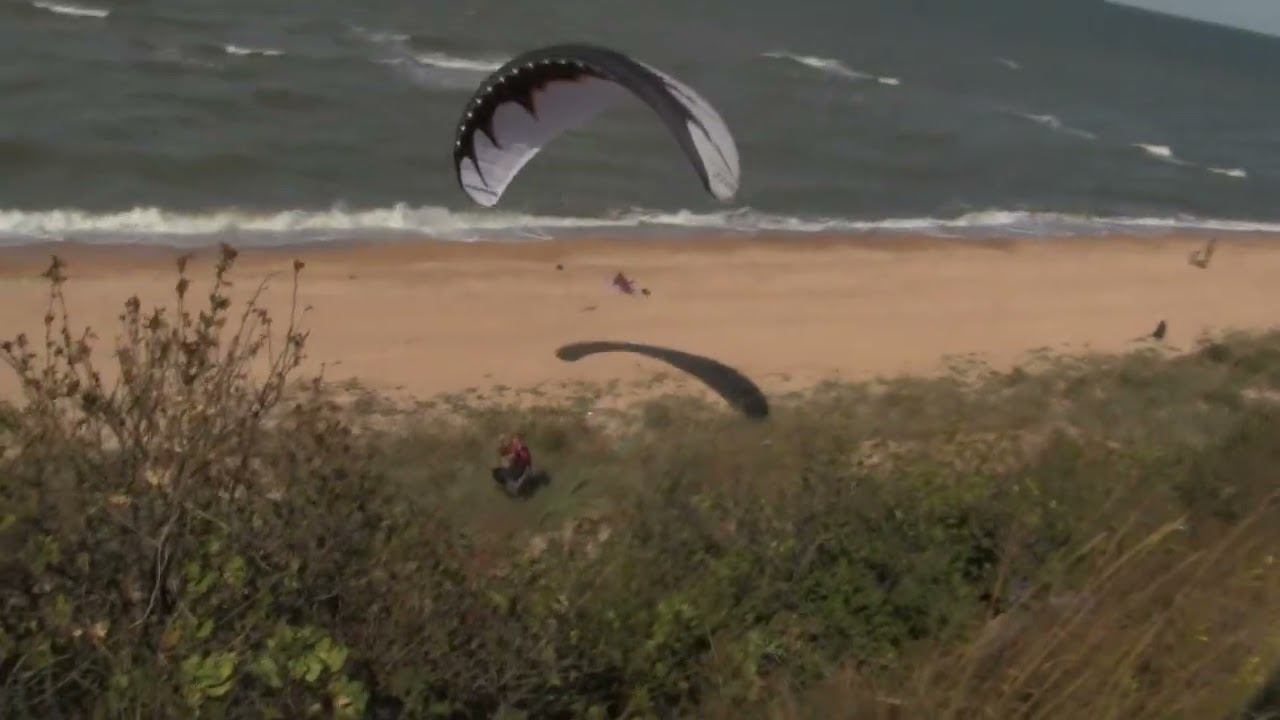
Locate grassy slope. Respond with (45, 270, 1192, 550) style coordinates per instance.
(0, 255, 1276, 718)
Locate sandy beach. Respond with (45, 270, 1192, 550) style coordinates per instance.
(1, 234, 1278, 403)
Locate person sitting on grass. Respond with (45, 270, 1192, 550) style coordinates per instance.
(492, 433, 534, 496)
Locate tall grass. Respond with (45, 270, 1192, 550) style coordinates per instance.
(0, 252, 1276, 718)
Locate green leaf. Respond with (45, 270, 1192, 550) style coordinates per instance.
(32, 537, 60, 574)
(182, 650, 238, 702)
(223, 555, 247, 588)
(303, 655, 324, 683)
(250, 655, 283, 689)
(329, 676, 368, 720)
(205, 678, 235, 699)
(186, 561, 217, 597)
(209, 653, 236, 684)
(315, 637, 348, 674)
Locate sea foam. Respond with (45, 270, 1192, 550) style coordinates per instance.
(224, 45, 286, 58)
(354, 25, 504, 89)
(31, 1, 108, 18)
(3, 206, 1279, 247)
(762, 51, 900, 86)
(411, 52, 502, 73)
(1014, 112, 1097, 140)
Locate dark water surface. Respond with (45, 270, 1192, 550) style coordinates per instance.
(2, 0, 1279, 244)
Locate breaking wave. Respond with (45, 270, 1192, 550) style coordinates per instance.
(31, 1, 108, 19)
(762, 51, 900, 86)
(1134, 143, 1193, 166)
(1013, 112, 1097, 140)
(224, 44, 285, 57)
(410, 52, 502, 73)
(353, 25, 503, 89)
(3, 205, 1278, 247)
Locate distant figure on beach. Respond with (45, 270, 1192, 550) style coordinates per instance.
(1152, 320, 1167, 341)
(493, 434, 534, 496)
(1188, 238, 1217, 269)
(613, 272, 636, 295)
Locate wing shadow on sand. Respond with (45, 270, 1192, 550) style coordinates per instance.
(555, 341, 769, 420)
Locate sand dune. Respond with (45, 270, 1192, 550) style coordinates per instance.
(1, 234, 1278, 403)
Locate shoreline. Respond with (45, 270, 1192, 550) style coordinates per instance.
(7, 224, 1280, 260)
(1, 233, 1277, 403)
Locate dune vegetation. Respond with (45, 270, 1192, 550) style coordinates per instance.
(0, 248, 1277, 719)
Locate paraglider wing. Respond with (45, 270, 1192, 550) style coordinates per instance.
(453, 44, 740, 207)
(555, 341, 768, 419)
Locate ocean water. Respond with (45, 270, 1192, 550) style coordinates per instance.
(2, 0, 1279, 245)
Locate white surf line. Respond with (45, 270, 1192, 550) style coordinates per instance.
(762, 51, 900, 86)
(1133, 143, 1196, 167)
(412, 52, 502, 73)
(31, 1, 108, 18)
(1014, 112, 1097, 140)
(224, 45, 285, 57)
(1134, 144, 1247, 179)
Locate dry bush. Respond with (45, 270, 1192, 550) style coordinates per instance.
(0, 248, 415, 717)
(752, 419, 1280, 720)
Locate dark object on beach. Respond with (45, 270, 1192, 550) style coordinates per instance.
(641, 288, 651, 296)
(556, 340, 769, 419)
(1188, 238, 1217, 269)
(1152, 320, 1167, 341)
(556, 263, 565, 271)
(581, 305, 598, 312)
(613, 272, 636, 295)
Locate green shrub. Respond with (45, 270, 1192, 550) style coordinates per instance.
(0, 250, 417, 717)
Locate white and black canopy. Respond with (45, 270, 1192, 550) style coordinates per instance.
(452, 44, 740, 207)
